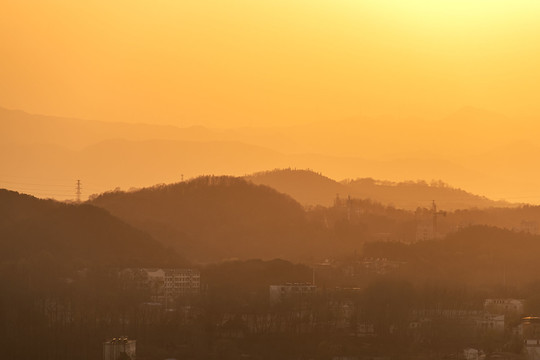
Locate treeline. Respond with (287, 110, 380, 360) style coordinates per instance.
(1, 256, 532, 360)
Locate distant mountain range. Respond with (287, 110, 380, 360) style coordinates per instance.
(2, 106, 539, 205)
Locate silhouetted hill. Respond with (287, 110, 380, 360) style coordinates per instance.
(245, 168, 348, 206)
(90, 176, 326, 262)
(363, 225, 540, 286)
(0, 189, 181, 268)
(246, 169, 510, 210)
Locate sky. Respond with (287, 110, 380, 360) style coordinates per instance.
(2, 0, 540, 127)
(3, 0, 540, 204)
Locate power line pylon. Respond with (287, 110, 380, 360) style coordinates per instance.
(76, 180, 82, 203)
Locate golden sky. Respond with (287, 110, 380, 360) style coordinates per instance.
(2, 0, 540, 127)
(4, 1, 540, 204)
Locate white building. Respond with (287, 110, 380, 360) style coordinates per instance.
(484, 299, 524, 316)
(269, 283, 316, 305)
(103, 337, 136, 360)
(476, 314, 505, 334)
(119, 268, 200, 306)
(164, 269, 201, 302)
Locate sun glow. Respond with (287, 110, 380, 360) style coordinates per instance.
(2, 0, 540, 125)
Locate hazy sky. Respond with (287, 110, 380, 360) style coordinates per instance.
(2, 0, 540, 127)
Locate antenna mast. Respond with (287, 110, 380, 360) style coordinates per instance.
(431, 200, 446, 239)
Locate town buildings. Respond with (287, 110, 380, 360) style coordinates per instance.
(119, 268, 200, 307)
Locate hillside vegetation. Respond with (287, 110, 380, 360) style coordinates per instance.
(88, 175, 540, 262)
(0, 189, 182, 269)
(364, 225, 540, 287)
(90, 176, 328, 262)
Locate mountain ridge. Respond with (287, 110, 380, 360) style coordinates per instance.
(245, 169, 513, 210)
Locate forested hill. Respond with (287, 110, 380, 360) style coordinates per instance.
(90, 176, 326, 263)
(363, 225, 540, 286)
(246, 169, 511, 210)
(0, 189, 182, 268)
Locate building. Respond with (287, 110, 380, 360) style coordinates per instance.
(476, 313, 505, 334)
(484, 299, 524, 317)
(103, 337, 136, 360)
(415, 224, 434, 242)
(164, 269, 201, 303)
(119, 268, 200, 307)
(269, 283, 316, 305)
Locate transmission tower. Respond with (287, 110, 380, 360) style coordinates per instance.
(76, 180, 82, 203)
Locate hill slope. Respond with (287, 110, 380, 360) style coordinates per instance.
(364, 225, 540, 286)
(90, 176, 324, 262)
(244, 169, 348, 207)
(0, 189, 181, 267)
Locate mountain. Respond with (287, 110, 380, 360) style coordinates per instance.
(3, 106, 539, 204)
(0, 106, 216, 149)
(1, 138, 487, 205)
(245, 169, 349, 207)
(89, 176, 326, 262)
(0, 189, 182, 267)
(246, 169, 511, 210)
(0, 139, 292, 200)
(0, 106, 301, 152)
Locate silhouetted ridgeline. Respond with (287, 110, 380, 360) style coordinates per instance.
(88, 175, 540, 262)
(0, 189, 182, 268)
(246, 168, 512, 210)
(244, 168, 346, 207)
(90, 176, 327, 262)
